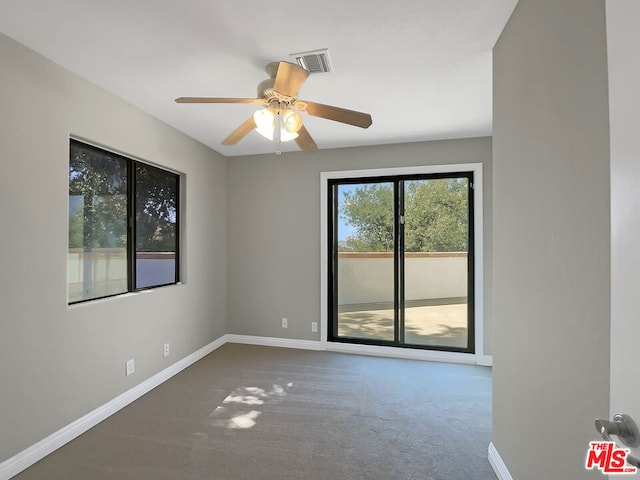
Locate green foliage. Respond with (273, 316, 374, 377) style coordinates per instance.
(135, 164, 177, 252)
(339, 179, 468, 253)
(69, 144, 177, 253)
(69, 146, 128, 249)
(404, 179, 468, 252)
(68, 203, 84, 248)
(340, 183, 394, 252)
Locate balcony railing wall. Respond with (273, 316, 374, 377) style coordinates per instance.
(337, 252, 467, 306)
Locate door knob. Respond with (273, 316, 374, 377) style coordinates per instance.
(594, 413, 640, 468)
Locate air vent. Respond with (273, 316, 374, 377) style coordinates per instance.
(290, 49, 333, 74)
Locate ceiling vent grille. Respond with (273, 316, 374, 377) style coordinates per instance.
(290, 49, 333, 74)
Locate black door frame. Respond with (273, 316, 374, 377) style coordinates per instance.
(327, 171, 475, 354)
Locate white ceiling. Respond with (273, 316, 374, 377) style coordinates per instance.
(0, 0, 518, 157)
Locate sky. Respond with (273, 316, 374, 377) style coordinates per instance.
(337, 184, 357, 242)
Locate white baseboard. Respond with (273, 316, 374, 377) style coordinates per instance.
(0, 336, 227, 480)
(488, 442, 513, 480)
(226, 334, 493, 366)
(224, 334, 325, 351)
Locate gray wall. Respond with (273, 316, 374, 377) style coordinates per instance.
(227, 137, 493, 354)
(0, 33, 227, 462)
(492, 0, 610, 478)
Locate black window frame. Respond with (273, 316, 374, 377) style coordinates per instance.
(68, 139, 180, 305)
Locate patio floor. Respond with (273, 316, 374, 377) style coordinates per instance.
(337, 303, 468, 348)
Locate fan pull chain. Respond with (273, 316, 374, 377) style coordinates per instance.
(274, 104, 283, 155)
(274, 110, 282, 145)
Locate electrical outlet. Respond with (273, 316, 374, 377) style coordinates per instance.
(125, 359, 135, 376)
(163, 343, 170, 357)
(282, 317, 288, 328)
(311, 321, 318, 333)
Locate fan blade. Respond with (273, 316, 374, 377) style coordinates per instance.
(273, 62, 310, 97)
(175, 97, 266, 105)
(295, 125, 318, 152)
(303, 101, 372, 129)
(221, 116, 256, 145)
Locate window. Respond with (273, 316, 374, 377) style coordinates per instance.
(68, 139, 179, 304)
(135, 163, 179, 289)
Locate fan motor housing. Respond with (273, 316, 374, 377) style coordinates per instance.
(257, 78, 275, 99)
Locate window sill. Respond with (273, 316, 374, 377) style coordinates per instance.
(67, 282, 183, 309)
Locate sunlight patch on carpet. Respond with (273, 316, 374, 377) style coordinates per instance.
(209, 382, 293, 430)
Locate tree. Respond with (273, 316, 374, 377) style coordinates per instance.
(404, 178, 468, 252)
(69, 144, 177, 253)
(340, 183, 394, 252)
(339, 179, 468, 253)
(135, 164, 177, 252)
(69, 146, 128, 250)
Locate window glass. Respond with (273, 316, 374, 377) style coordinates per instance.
(135, 164, 178, 289)
(68, 142, 128, 303)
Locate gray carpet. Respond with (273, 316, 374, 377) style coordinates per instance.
(13, 344, 495, 480)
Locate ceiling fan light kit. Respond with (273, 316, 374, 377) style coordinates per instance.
(253, 108, 302, 142)
(175, 61, 372, 153)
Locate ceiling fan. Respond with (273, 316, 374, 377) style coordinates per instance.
(175, 61, 372, 152)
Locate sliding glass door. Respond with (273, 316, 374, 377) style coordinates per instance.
(333, 181, 396, 342)
(401, 177, 471, 349)
(328, 173, 474, 353)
